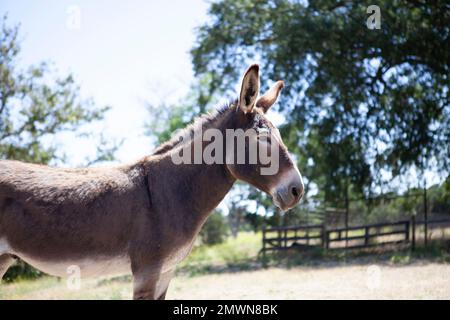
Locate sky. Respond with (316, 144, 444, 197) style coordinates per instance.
(1, 0, 210, 165)
(1, 1, 442, 194)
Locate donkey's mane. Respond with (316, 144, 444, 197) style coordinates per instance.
(151, 100, 237, 156)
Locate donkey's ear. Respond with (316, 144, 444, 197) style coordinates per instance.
(256, 80, 284, 113)
(238, 64, 260, 114)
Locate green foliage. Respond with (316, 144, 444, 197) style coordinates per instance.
(428, 177, 450, 214)
(243, 212, 266, 232)
(0, 15, 118, 165)
(2, 260, 42, 283)
(177, 232, 261, 276)
(191, 0, 450, 199)
(145, 74, 217, 145)
(199, 210, 229, 245)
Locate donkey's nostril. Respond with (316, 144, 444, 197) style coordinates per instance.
(289, 183, 304, 201)
(291, 186, 299, 198)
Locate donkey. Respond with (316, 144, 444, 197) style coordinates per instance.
(0, 64, 303, 299)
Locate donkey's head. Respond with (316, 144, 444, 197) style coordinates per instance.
(225, 64, 304, 211)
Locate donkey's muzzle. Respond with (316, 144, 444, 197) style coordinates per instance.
(274, 173, 304, 211)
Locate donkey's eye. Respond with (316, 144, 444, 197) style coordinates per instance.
(257, 126, 270, 135)
(257, 127, 271, 145)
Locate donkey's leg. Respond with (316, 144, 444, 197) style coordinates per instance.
(132, 267, 174, 300)
(132, 269, 159, 300)
(155, 269, 174, 300)
(0, 254, 17, 281)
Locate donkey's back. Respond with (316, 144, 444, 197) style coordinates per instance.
(0, 159, 135, 201)
(0, 160, 147, 277)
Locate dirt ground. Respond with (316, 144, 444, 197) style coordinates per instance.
(2, 262, 449, 300)
(167, 263, 450, 300)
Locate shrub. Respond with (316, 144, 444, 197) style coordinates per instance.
(200, 211, 229, 245)
(3, 260, 42, 282)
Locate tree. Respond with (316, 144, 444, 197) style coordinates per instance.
(0, 15, 116, 165)
(0, 16, 118, 281)
(191, 0, 450, 200)
(199, 210, 229, 245)
(227, 190, 253, 237)
(145, 74, 217, 146)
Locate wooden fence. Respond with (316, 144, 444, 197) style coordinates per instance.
(261, 218, 449, 256)
(262, 224, 324, 253)
(324, 220, 409, 249)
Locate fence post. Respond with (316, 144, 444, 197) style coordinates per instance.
(321, 225, 326, 249)
(284, 229, 288, 249)
(411, 215, 416, 251)
(306, 210, 309, 246)
(364, 226, 369, 246)
(345, 186, 349, 248)
(423, 185, 428, 247)
(262, 226, 266, 263)
(277, 229, 281, 250)
(405, 220, 410, 243)
(306, 225, 310, 246)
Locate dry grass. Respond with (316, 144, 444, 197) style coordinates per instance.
(1, 262, 449, 300)
(169, 263, 450, 300)
(1, 232, 448, 300)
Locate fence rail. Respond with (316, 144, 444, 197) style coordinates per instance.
(325, 220, 409, 249)
(262, 224, 324, 252)
(261, 218, 450, 256)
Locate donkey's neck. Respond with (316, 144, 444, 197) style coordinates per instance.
(143, 153, 235, 236)
(142, 104, 237, 237)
